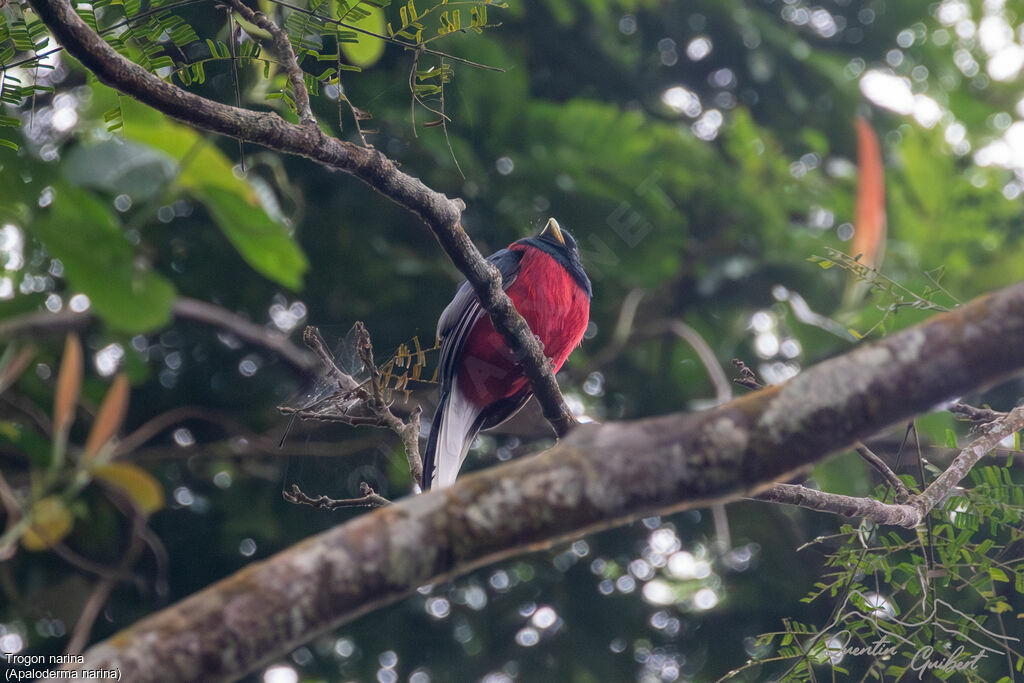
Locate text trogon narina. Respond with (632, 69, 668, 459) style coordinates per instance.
(423, 218, 592, 489)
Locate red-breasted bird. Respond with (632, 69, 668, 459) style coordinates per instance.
(423, 218, 592, 489)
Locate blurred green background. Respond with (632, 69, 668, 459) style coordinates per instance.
(3, 0, 1024, 680)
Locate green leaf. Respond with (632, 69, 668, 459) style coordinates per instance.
(945, 428, 958, 448)
(31, 185, 176, 331)
(989, 567, 1010, 582)
(197, 186, 307, 290)
(341, 7, 385, 67)
(117, 101, 307, 288)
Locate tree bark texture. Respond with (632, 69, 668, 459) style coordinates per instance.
(38, 281, 1024, 682)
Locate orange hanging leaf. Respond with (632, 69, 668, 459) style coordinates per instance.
(83, 373, 130, 462)
(53, 334, 83, 438)
(851, 117, 887, 271)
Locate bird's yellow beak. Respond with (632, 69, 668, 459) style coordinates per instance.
(540, 217, 566, 246)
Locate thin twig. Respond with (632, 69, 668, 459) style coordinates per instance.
(283, 482, 389, 509)
(755, 483, 921, 526)
(915, 405, 1024, 514)
(132, 434, 385, 460)
(115, 405, 261, 456)
(854, 443, 910, 500)
(265, 0, 504, 72)
(0, 298, 317, 377)
(667, 321, 731, 405)
(731, 358, 762, 391)
(52, 542, 142, 584)
(0, 472, 21, 562)
(227, 0, 316, 127)
(65, 503, 147, 655)
(351, 323, 423, 485)
(301, 326, 358, 391)
(949, 401, 1006, 424)
(281, 324, 424, 492)
(226, 7, 246, 170)
(355, 322, 381, 400)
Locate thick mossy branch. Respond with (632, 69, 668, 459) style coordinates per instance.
(27, 0, 575, 437)
(44, 281, 1024, 682)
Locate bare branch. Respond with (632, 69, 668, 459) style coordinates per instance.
(282, 324, 423, 489)
(28, 0, 574, 438)
(0, 298, 317, 377)
(731, 358, 762, 391)
(283, 482, 390, 509)
(854, 443, 910, 500)
(0, 471, 21, 562)
(665, 320, 731, 405)
(949, 401, 1006, 423)
(46, 280, 1024, 683)
(300, 326, 358, 391)
(65, 498, 148, 655)
(114, 405, 264, 456)
(914, 404, 1024, 514)
(225, 0, 316, 127)
(755, 484, 921, 527)
(171, 298, 317, 376)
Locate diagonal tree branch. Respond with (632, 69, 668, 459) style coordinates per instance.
(225, 0, 316, 127)
(41, 280, 1024, 682)
(914, 404, 1024, 514)
(27, 0, 576, 436)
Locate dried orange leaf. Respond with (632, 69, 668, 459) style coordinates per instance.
(413, 335, 425, 368)
(83, 374, 130, 462)
(0, 347, 34, 395)
(852, 117, 887, 271)
(21, 496, 73, 551)
(92, 462, 165, 515)
(53, 334, 83, 436)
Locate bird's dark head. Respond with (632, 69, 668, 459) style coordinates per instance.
(518, 218, 592, 299)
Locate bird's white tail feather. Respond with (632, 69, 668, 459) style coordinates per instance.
(433, 385, 482, 489)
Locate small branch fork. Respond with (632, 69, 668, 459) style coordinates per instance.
(27, 0, 576, 441)
(278, 324, 424, 509)
(754, 403, 1024, 528)
(730, 359, 1018, 527)
(283, 482, 389, 509)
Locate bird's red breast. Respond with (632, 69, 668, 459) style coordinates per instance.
(457, 243, 590, 407)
